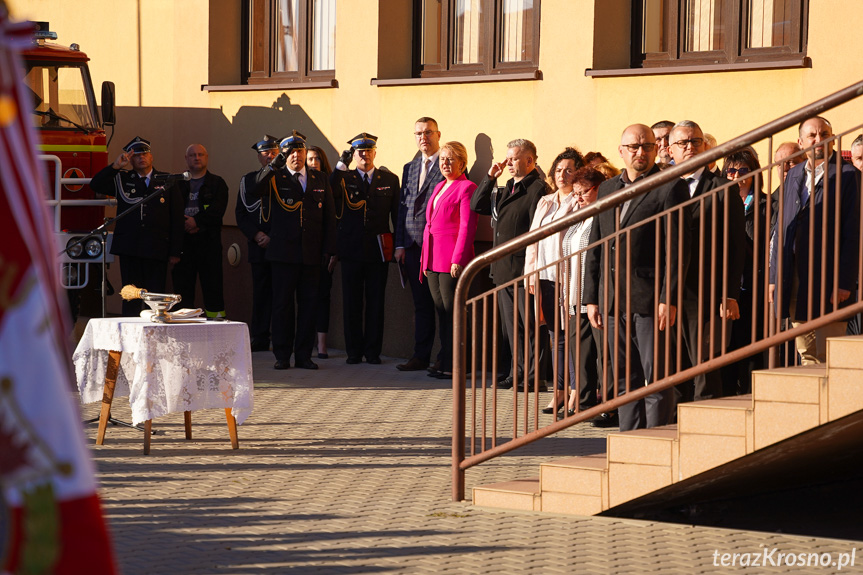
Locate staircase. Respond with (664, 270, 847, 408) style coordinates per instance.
(472, 335, 863, 516)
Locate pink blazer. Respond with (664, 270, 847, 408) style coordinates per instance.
(420, 175, 478, 278)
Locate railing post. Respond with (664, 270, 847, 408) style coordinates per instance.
(452, 265, 470, 502)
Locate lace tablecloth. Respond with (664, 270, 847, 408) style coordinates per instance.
(73, 318, 254, 426)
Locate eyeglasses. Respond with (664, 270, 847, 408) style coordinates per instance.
(414, 130, 436, 138)
(573, 185, 598, 197)
(670, 138, 704, 149)
(621, 143, 656, 153)
(725, 167, 751, 176)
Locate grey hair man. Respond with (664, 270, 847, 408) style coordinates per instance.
(850, 134, 863, 172)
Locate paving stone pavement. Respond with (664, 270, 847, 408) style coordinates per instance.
(78, 349, 863, 574)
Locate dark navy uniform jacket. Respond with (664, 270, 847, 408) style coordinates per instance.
(331, 168, 400, 262)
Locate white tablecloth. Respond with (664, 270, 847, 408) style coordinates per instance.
(73, 318, 254, 426)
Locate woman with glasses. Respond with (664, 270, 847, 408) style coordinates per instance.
(524, 147, 585, 413)
(420, 142, 478, 379)
(721, 147, 766, 394)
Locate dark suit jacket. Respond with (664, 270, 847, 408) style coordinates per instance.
(235, 170, 271, 263)
(177, 171, 229, 242)
(683, 169, 746, 319)
(253, 167, 336, 265)
(583, 165, 691, 316)
(770, 157, 860, 320)
(89, 165, 184, 261)
(470, 169, 546, 285)
(397, 154, 444, 249)
(331, 167, 400, 262)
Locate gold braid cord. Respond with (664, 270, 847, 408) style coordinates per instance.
(335, 178, 366, 222)
(271, 177, 303, 225)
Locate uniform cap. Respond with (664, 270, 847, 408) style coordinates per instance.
(279, 130, 307, 152)
(349, 132, 377, 150)
(123, 136, 151, 154)
(252, 135, 280, 152)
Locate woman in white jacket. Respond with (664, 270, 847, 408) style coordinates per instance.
(524, 147, 584, 414)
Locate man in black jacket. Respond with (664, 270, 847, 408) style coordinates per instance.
(470, 138, 547, 391)
(331, 133, 400, 365)
(89, 136, 184, 316)
(254, 131, 337, 370)
(584, 124, 691, 431)
(172, 144, 229, 317)
(236, 135, 279, 352)
(667, 121, 745, 403)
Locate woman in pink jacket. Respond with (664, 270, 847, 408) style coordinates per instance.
(421, 141, 478, 379)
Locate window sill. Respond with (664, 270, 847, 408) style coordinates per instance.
(371, 70, 541, 87)
(585, 57, 810, 78)
(202, 79, 338, 92)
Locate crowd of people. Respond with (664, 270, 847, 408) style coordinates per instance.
(88, 113, 861, 431)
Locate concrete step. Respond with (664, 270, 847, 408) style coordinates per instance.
(472, 478, 541, 511)
(607, 425, 679, 507)
(826, 336, 863, 421)
(752, 365, 827, 450)
(540, 454, 607, 515)
(678, 396, 753, 480)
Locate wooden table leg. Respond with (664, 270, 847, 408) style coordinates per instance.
(96, 350, 122, 445)
(184, 411, 192, 439)
(143, 420, 152, 455)
(225, 408, 239, 449)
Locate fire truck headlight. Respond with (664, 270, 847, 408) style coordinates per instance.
(65, 237, 84, 258)
(84, 237, 102, 258)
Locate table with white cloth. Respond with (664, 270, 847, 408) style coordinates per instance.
(73, 318, 254, 454)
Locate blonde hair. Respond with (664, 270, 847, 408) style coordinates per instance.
(440, 141, 469, 175)
(594, 162, 620, 179)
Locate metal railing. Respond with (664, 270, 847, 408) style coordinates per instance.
(452, 79, 863, 501)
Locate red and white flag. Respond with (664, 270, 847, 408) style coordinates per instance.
(0, 6, 116, 574)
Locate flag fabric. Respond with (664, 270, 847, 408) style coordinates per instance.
(0, 5, 117, 573)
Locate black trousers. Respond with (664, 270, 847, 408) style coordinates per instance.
(341, 259, 388, 361)
(568, 313, 603, 410)
(118, 255, 168, 317)
(315, 260, 334, 334)
(249, 261, 272, 346)
(604, 313, 673, 431)
(677, 301, 729, 403)
(426, 271, 456, 372)
(404, 244, 439, 363)
(171, 233, 224, 314)
(497, 284, 540, 382)
(539, 280, 567, 390)
(271, 262, 319, 363)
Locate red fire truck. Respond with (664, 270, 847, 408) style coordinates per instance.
(23, 22, 116, 317)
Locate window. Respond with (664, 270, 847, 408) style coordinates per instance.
(634, 0, 807, 68)
(243, 0, 336, 84)
(414, 0, 540, 78)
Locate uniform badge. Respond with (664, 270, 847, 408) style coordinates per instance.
(318, 202, 323, 208)
(160, 197, 165, 203)
(286, 198, 294, 205)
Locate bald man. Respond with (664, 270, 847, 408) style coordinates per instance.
(172, 143, 229, 317)
(584, 124, 691, 431)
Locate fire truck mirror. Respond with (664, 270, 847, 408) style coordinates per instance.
(101, 81, 116, 126)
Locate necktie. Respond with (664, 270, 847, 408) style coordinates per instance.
(686, 177, 696, 197)
(800, 181, 810, 207)
(418, 158, 430, 191)
(292, 171, 303, 192)
(143, 176, 149, 188)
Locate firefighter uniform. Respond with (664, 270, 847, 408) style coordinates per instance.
(253, 131, 337, 368)
(89, 137, 184, 316)
(331, 133, 400, 364)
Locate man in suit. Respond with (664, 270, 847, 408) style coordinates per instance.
(584, 124, 691, 431)
(89, 136, 184, 316)
(394, 117, 445, 372)
(236, 135, 278, 352)
(667, 121, 745, 402)
(769, 116, 860, 364)
(332, 133, 400, 364)
(171, 144, 229, 318)
(253, 131, 337, 370)
(470, 139, 547, 391)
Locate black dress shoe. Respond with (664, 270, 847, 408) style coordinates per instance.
(366, 356, 382, 365)
(496, 377, 514, 389)
(295, 359, 318, 370)
(431, 371, 452, 380)
(516, 381, 548, 393)
(590, 411, 619, 428)
(317, 353, 329, 359)
(542, 403, 564, 415)
(426, 360, 442, 373)
(397, 357, 429, 371)
(251, 341, 270, 352)
(273, 360, 290, 370)
(346, 357, 362, 365)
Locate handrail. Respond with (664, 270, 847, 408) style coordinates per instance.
(452, 78, 863, 501)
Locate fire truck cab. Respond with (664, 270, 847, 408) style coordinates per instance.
(23, 22, 117, 315)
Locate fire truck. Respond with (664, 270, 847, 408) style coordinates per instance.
(23, 22, 116, 317)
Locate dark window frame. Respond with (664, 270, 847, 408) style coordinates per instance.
(412, 0, 541, 78)
(631, 0, 807, 69)
(241, 0, 335, 85)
